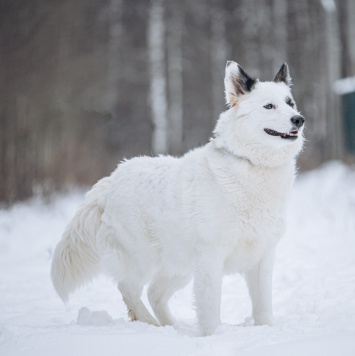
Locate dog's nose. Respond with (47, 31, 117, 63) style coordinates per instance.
(290, 115, 305, 129)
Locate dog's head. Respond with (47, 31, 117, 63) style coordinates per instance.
(213, 61, 305, 167)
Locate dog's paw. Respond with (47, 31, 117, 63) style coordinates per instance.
(242, 316, 255, 326)
(199, 320, 221, 336)
(254, 313, 273, 326)
(200, 325, 217, 336)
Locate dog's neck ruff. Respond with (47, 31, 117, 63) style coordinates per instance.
(211, 135, 302, 168)
(210, 138, 253, 165)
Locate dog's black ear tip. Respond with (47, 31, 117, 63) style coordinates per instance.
(282, 62, 289, 70)
(226, 60, 237, 69)
(224, 61, 256, 97)
(274, 62, 292, 87)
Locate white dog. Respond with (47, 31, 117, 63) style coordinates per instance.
(51, 61, 305, 336)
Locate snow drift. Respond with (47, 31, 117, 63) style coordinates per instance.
(0, 161, 355, 356)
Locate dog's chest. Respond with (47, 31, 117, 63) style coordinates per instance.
(210, 164, 293, 271)
(229, 173, 286, 226)
(217, 163, 289, 216)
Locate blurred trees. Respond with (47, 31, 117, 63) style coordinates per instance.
(0, 0, 354, 204)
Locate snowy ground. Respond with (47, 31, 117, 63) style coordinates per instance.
(1, 161, 355, 356)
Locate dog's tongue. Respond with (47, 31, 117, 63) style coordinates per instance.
(283, 130, 299, 137)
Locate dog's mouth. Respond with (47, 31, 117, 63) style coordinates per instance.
(264, 128, 299, 140)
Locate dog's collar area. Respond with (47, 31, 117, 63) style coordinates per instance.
(211, 139, 253, 164)
(264, 128, 298, 140)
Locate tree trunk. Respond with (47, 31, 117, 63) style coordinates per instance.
(106, 0, 122, 111)
(210, 0, 228, 121)
(321, 0, 342, 159)
(167, 0, 184, 155)
(148, 0, 168, 154)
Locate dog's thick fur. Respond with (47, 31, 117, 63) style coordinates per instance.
(51, 61, 305, 336)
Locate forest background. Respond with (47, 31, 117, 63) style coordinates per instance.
(1, 0, 355, 204)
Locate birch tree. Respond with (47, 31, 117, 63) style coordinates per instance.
(148, 0, 168, 154)
(167, 0, 184, 155)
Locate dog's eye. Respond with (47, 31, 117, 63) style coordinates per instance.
(264, 104, 274, 110)
(286, 98, 295, 108)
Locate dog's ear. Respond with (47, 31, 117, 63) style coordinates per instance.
(224, 61, 256, 107)
(274, 63, 292, 87)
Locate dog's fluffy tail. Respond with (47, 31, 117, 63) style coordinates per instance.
(50, 176, 111, 302)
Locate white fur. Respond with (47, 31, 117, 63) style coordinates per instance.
(51, 61, 304, 336)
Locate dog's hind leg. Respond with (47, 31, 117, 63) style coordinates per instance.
(118, 280, 160, 326)
(148, 274, 191, 326)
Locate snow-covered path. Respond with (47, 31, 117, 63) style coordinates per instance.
(1, 162, 355, 355)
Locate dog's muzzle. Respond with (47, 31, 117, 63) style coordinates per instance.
(264, 128, 299, 140)
(290, 115, 305, 129)
(264, 115, 305, 141)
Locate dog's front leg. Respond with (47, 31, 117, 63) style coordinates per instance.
(245, 247, 275, 326)
(194, 254, 223, 336)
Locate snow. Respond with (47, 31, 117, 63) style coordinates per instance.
(334, 76, 355, 95)
(1, 161, 355, 355)
(77, 307, 114, 326)
(320, 0, 336, 13)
